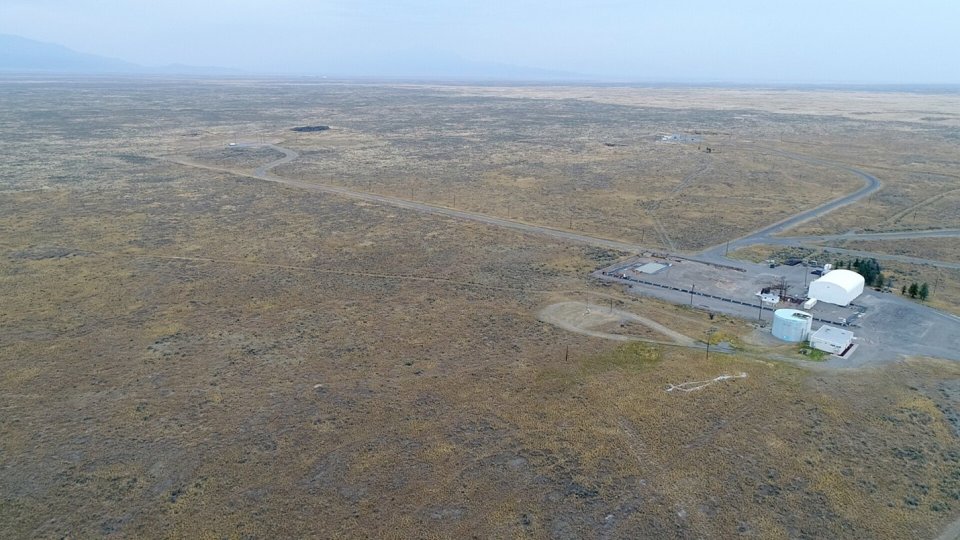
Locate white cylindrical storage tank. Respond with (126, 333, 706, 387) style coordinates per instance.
(772, 309, 813, 342)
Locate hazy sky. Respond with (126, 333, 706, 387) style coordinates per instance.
(3, 0, 959, 83)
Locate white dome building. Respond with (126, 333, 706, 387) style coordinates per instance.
(807, 269, 865, 307)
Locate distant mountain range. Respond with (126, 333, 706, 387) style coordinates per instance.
(0, 33, 587, 81)
(0, 34, 243, 75)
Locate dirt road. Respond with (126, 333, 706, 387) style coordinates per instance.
(538, 301, 697, 346)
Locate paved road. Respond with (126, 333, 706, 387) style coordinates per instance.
(165, 143, 960, 367)
(249, 144, 958, 538)
(713, 230, 960, 270)
(254, 145, 932, 268)
(165, 146, 649, 255)
(783, 229, 960, 243)
(170, 143, 956, 272)
(936, 516, 960, 540)
(786, 244, 960, 270)
(699, 146, 882, 261)
(694, 147, 959, 269)
(252, 144, 299, 178)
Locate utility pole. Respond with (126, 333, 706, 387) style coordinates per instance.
(758, 300, 763, 321)
(706, 327, 717, 361)
(690, 284, 695, 307)
(564, 345, 569, 362)
(725, 241, 730, 256)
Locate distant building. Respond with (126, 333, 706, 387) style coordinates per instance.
(757, 292, 781, 305)
(809, 325, 855, 355)
(659, 134, 702, 143)
(634, 262, 667, 275)
(807, 269, 864, 306)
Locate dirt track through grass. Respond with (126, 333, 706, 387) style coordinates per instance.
(538, 301, 696, 346)
(160, 151, 651, 254)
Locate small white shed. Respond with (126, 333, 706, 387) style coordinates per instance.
(809, 325, 855, 355)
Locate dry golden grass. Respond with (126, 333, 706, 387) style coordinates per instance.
(502, 344, 960, 538)
(830, 238, 960, 265)
(266, 114, 861, 251)
(771, 135, 960, 236)
(4, 169, 958, 537)
(371, 84, 960, 239)
(870, 261, 960, 317)
(3, 79, 960, 538)
(402, 84, 960, 127)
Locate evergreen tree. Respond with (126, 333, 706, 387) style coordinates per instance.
(919, 282, 930, 301)
(848, 258, 882, 286)
(908, 282, 919, 298)
(901, 285, 907, 295)
(875, 272, 886, 288)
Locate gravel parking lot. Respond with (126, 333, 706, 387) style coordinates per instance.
(596, 256, 960, 365)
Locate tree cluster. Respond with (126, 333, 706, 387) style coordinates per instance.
(901, 282, 930, 301)
(834, 258, 885, 288)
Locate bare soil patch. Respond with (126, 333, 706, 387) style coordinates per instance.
(538, 301, 695, 345)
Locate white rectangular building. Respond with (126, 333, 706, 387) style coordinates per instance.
(809, 325, 855, 355)
(634, 262, 667, 274)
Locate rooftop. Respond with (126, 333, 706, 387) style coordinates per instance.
(812, 269, 865, 290)
(810, 325, 855, 346)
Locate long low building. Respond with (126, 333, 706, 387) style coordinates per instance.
(807, 269, 865, 307)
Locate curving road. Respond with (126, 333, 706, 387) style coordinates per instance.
(151, 141, 960, 540)
(167, 142, 956, 270)
(253, 145, 299, 178)
(698, 146, 882, 261)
